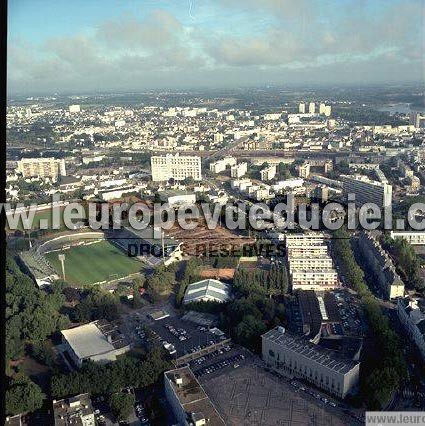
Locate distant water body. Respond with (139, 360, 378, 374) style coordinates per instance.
(378, 103, 425, 115)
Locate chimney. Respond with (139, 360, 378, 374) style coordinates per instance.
(174, 374, 183, 386)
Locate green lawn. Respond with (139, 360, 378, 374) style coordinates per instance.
(45, 240, 141, 286)
(6, 207, 67, 232)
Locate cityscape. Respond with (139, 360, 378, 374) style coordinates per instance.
(4, 1, 425, 426)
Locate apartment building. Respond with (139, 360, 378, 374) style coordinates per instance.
(397, 296, 425, 361)
(288, 257, 333, 270)
(151, 154, 202, 182)
(389, 231, 425, 246)
(17, 157, 66, 180)
(342, 175, 392, 208)
(262, 327, 360, 398)
(298, 163, 311, 178)
(230, 162, 248, 178)
(209, 156, 237, 174)
(260, 164, 277, 181)
(285, 233, 339, 291)
(290, 270, 339, 290)
(53, 393, 95, 426)
(358, 231, 405, 300)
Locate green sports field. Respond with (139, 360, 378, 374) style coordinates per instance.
(45, 240, 141, 286)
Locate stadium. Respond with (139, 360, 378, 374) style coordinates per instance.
(19, 226, 182, 288)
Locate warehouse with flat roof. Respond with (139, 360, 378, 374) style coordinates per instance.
(61, 320, 130, 368)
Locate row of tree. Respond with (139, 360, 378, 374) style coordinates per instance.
(233, 264, 288, 297)
(380, 234, 424, 291)
(51, 348, 170, 399)
(331, 229, 407, 409)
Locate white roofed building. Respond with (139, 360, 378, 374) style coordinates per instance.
(61, 320, 130, 368)
(183, 279, 231, 305)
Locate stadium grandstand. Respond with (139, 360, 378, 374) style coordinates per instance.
(105, 225, 183, 266)
(19, 248, 59, 288)
(19, 231, 105, 288)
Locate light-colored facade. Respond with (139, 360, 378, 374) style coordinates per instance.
(342, 175, 392, 209)
(290, 270, 339, 290)
(397, 297, 425, 361)
(299, 103, 306, 114)
(151, 154, 202, 182)
(260, 164, 277, 181)
(69, 104, 81, 113)
(389, 231, 425, 246)
(230, 162, 248, 178)
(159, 190, 196, 206)
(53, 393, 95, 426)
(61, 320, 130, 368)
(324, 105, 332, 117)
(262, 327, 360, 398)
(17, 157, 66, 180)
(358, 231, 405, 300)
(285, 233, 339, 291)
(209, 156, 237, 174)
(309, 102, 316, 114)
(289, 257, 333, 270)
(298, 163, 311, 178)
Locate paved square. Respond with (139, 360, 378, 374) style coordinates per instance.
(200, 364, 353, 426)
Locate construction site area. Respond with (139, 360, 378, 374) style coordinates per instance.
(166, 217, 255, 257)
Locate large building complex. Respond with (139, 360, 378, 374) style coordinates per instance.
(164, 367, 225, 425)
(53, 393, 95, 426)
(151, 154, 202, 182)
(17, 157, 66, 180)
(389, 231, 425, 246)
(358, 231, 405, 300)
(183, 279, 230, 305)
(342, 175, 392, 209)
(285, 233, 339, 291)
(262, 327, 360, 399)
(61, 320, 130, 368)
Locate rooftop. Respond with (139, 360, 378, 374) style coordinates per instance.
(53, 393, 94, 426)
(61, 320, 128, 360)
(165, 366, 225, 426)
(183, 279, 230, 304)
(263, 327, 359, 375)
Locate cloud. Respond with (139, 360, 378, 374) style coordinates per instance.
(7, 1, 424, 93)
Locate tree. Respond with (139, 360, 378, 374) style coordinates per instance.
(6, 254, 70, 365)
(6, 377, 45, 416)
(235, 315, 266, 351)
(73, 287, 119, 322)
(109, 392, 135, 422)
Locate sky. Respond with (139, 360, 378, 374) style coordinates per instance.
(7, 0, 425, 94)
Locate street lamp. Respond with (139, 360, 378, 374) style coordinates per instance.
(58, 253, 66, 281)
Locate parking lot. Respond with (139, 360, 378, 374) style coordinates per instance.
(191, 345, 250, 379)
(199, 362, 362, 426)
(332, 289, 363, 336)
(122, 310, 229, 360)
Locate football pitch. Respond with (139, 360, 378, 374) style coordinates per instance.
(45, 240, 141, 286)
